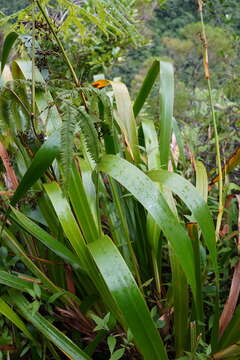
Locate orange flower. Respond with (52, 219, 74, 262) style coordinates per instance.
(91, 79, 111, 89)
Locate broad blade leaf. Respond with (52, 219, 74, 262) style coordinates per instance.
(98, 155, 197, 297)
(88, 236, 168, 360)
(148, 169, 218, 272)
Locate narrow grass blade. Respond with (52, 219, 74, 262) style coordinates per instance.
(142, 119, 161, 291)
(0, 270, 35, 292)
(1, 32, 18, 73)
(10, 207, 82, 269)
(10, 293, 92, 360)
(11, 131, 60, 206)
(68, 163, 98, 243)
(0, 297, 35, 342)
(159, 61, 174, 169)
(2, 227, 60, 294)
(133, 59, 160, 118)
(187, 223, 204, 335)
(88, 235, 168, 360)
(98, 155, 197, 298)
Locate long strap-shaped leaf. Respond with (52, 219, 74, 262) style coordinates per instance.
(133, 59, 160, 118)
(111, 81, 140, 163)
(148, 169, 218, 274)
(43, 181, 123, 320)
(159, 61, 174, 169)
(10, 207, 82, 269)
(9, 293, 92, 360)
(11, 130, 60, 206)
(2, 227, 60, 294)
(88, 235, 168, 360)
(0, 297, 35, 342)
(133, 59, 174, 169)
(43, 182, 87, 265)
(98, 155, 197, 297)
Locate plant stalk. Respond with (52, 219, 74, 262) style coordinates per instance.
(198, 0, 223, 238)
(36, 0, 79, 87)
(31, 1, 38, 140)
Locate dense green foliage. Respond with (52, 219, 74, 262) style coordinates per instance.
(0, 1, 239, 359)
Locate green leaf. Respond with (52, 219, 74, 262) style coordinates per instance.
(107, 336, 116, 355)
(44, 181, 123, 321)
(98, 155, 197, 297)
(148, 169, 218, 273)
(48, 290, 67, 304)
(11, 293, 92, 360)
(11, 131, 60, 206)
(159, 61, 174, 169)
(110, 348, 125, 360)
(133, 59, 160, 118)
(0, 297, 35, 342)
(90, 313, 110, 332)
(1, 32, 18, 73)
(10, 207, 82, 269)
(0, 271, 34, 292)
(43, 182, 88, 267)
(88, 236, 168, 360)
(29, 300, 41, 316)
(68, 163, 98, 243)
(2, 227, 60, 294)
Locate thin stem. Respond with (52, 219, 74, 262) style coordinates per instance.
(198, 0, 223, 238)
(31, 2, 38, 139)
(7, 88, 31, 116)
(152, 251, 161, 295)
(207, 79, 223, 236)
(36, 0, 79, 87)
(36, 1, 88, 111)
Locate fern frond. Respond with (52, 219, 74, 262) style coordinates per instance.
(60, 102, 78, 190)
(76, 107, 101, 164)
